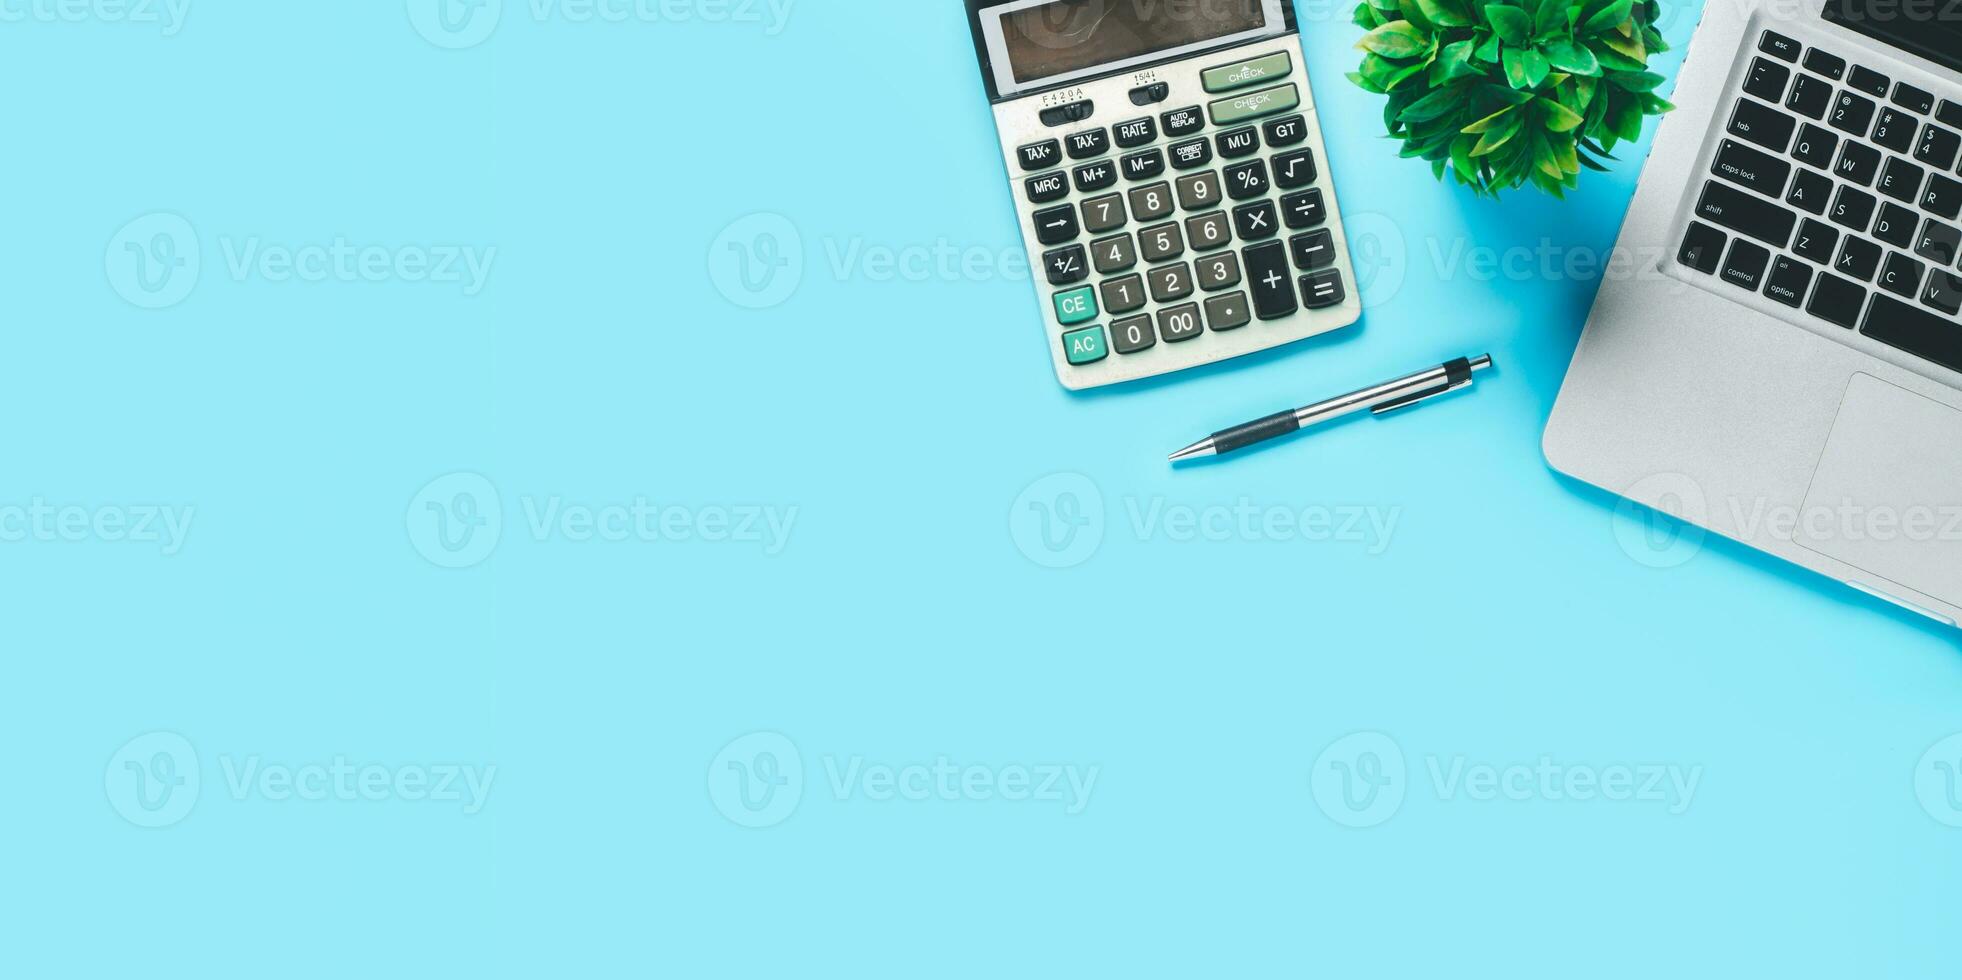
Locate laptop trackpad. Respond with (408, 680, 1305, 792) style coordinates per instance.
(1797, 374, 1962, 609)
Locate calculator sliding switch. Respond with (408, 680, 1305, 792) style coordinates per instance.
(1243, 241, 1299, 320)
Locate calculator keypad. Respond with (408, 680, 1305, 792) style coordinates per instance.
(997, 42, 1359, 388)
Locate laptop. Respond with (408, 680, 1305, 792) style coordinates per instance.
(1546, 0, 1962, 627)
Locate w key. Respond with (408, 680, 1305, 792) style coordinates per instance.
(1711, 139, 1791, 196)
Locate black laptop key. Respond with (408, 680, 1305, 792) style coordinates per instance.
(1915, 124, 1962, 170)
(1806, 49, 1847, 80)
(1864, 294, 1962, 371)
(1916, 218, 1962, 264)
(1721, 239, 1773, 290)
(1831, 185, 1879, 231)
(1765, 255, 1813, 308)
(1923, 174, 1962, 220)
(1787, 75, 1834, 120)
(1894, 82, 1936, 115)
(1836, 235, 1883, 280)
(1242, 241, 1298, 320)
(1745, 57, 1791, 102)
(1788, 168, 1834, 214)
(1795, 218, 1840, 264)
(1808, 272, 1868, 328)
(1877, 157, 1926, 204)
(1712, 139, 1792, 196)
(1793, 124, 1838, 168)
(1830, 91, 1877, 135)
(1760, 29, 1802, 62)
(1849, 65, 1890, 98)
(1878, 251, 1926, 298)
(1728, 98, 1797, 151)
(1941, 100, 1962, 129)
(1835, 141, 1883, 186)
(1679, 221, 1727, 274)
(1696, 181, 1798, 247)
(1873, 108, 1918, 154)
(1924, 270, 1962, 315)
(1875, 202, 1919, 248)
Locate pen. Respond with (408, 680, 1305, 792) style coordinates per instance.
(1169, 355, 1496, 462)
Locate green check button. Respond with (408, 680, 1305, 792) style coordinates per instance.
(1053, 287, 1098, 325)
(1208, 83, 1300, 126)
(1202, 52, 1292, 93)
(1063, 325, 1108, 365)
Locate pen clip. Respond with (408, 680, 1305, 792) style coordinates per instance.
(1370, 378, 1474, 415)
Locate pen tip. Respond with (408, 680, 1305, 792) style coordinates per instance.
(1168, 441, 1215, 463)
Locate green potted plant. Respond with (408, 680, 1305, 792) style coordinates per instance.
(1348, 0, 1675, 197)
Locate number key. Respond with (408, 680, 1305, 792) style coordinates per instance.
(1091, 233, 1137, 274)
(1176, 171, 1223, 211)
(1157, 303, 1204, 342)
(1872, 108, 1917, 154)
(1139, 222, 1185, 262)
(1081, 194, 1128, 234)
(1196, 252, 1242, 291)
(1147, 263, 1194, 302)
(1829, 90, 1877, 136)
(1100, 274, 1147, 314)
(1786, 75, 1833, 121)
(1111, 315, 1156, 354)
(1129, 182, 1174, 221)
(1916, 123, 1962, 170)
(1184, 211, 1232, 252)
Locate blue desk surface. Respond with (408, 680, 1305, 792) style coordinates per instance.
(8, 1, 1962, 975)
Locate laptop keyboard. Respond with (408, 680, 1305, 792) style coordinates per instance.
(1678, 28, 1962, 374)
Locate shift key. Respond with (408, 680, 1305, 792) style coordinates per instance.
(1696, 180, 1797, 248)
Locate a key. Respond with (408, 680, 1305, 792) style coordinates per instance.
(1835, 235, 1883, 280)
(1018, 139, 1062, 172)
(1184, 211, 1233, 252)
(1281, 190, 1326, 229)
(1915, 123, 1962, 170)
(1712, 139, 1792, 196)
(1759, 30, 1801, 62)
(1807, 272, 1867, 328)
(1067, 128, 1111, 160)
(1923, 174, 1962, 220)
(1787, 74, 1833, 120)
(1788, 168, 1833, 215)
(1128, 182, 1175, 221)
(1162, 106, 1206, 137)
(1729, 98, 1797, 151)
(1204, 291, 1252, 331)
(1114, 117, 1158, 148)
(1138, 221, 1185, 262)
(1834, 141, 1882, 186)
(1679, 221, 1727, 273)
(1874, 202, 1918, 249)
(1091, 233, 1137, 274)
(1894, 82, 1935, 115)
(1196, 251, 1242, 291)
(1792, 123, 1837, 168)
(1175, 171, 1222, 211)
(1121, 149, 1167, 182)
(1878, 251, 1925, 298)
(1829, 91, 1877, 136)
(1100, 273, 1147, 314)
(1224, 160, 1270, 200)
(1081, 194, 1128, 234)
(1169, 138, 1213, 171)
(1923, 270, 1962, 315)
(1764, 255, 1812, 308)
(1263, 114, 1307, 147)
(1025, 171, 1069, 204)
(1147, 262, 1194, 302)
(1872, 108, 1917, 154)
(1300, 270, 1346, 309)
(1272, 149, 1317, 189)
(1216, 127, 1261, 159)
(1745, 57, 1791, 102)
(1696, 181, 1797, 247)
(1721, 238, 1773, 291)
(1242, 240, 1298, 320)
(1849, 65, 1890, 98)
(1232, 200, 1280, 241)
(1830, 185, 1878, 231)
(1157, 303, 1204, 342)
(1864, 294, 1962, 371)
(1033, 204, 1081, 245)
(1110, 314, 1156, 354)
(1044, 245, 1089, 285)
(1876, 156, 1925, 203)
(1794, 218, 1839, 264)
(1073, 160, 1118, 193)
(1290, 229, 1336, 271)
(1915, 218, 1962, 265)
(1805, 49, 1847, 80)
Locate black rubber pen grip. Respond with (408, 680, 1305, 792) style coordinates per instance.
(1212, 410, 1301, 454)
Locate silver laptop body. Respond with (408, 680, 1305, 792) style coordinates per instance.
(1546, 0, 1962, 627)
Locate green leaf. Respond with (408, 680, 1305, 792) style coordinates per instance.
(1537, 97, 1586, 131)
(1471, 117, 1524, 156)
(1588, 41, 1646, 70)
(1400, 86, 1468, 122)
(1346, 70, 1385, 94)
(1522, 47, 1551, 87)
(1418, 0, 1475, 27)
(1486, 3, 1531, 45)
(1532, 0, 1571, 38)
(1461, 105, 1518, 133)
(1581, 0, 1634, 34)
(1542, 37, 1600, 75)
(1439, 39, 1482, 80)
(1475, 31, 1503, 62)
(1607, 69, 1665, 91)
(1598, 27, 1646, 63)
(1359, 21, 1433, 58)
(1502, 45, 1532, 88)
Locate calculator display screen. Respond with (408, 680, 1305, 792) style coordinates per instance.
(1822, 0, 1962, 73)
(999, 0, 1267, 84)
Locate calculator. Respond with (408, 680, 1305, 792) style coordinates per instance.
(967, 0, 1363, 390)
